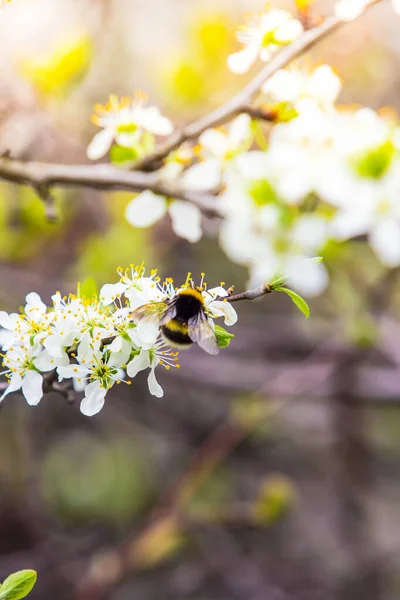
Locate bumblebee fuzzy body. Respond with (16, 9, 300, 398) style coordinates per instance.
(161, 288, 204, 349)
(131, 286, 219, 355)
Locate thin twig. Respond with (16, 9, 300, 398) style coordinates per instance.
(0, 158, 222, 218)
(226, 284, 272, 303)
(133, 0, 384, 171)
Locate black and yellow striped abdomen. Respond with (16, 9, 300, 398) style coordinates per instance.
(161, 287, 205, 348)
(161, 319, 192, 348)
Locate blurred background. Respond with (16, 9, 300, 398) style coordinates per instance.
(1, 0, 400, 599)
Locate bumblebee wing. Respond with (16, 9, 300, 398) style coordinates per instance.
(131, 300, 177, 325)
(188, 312, 219, 355)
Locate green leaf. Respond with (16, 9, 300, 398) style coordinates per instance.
(0, 570, 37, 600)
(248, 178, 279, 208)
(79, 277, 98, 299)
(214, 324, 234, 349)
(269, 274, 285, 289)
(275, 287, 310, 318)
(110, 144, 139, 165)
(351, 139, 394, 179)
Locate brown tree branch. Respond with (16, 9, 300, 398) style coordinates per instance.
(226, 284, 272, 303)
(0, 158, 222, 218)
(133, 0, 384, 171)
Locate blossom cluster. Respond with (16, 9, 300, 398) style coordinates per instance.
(0, 267, 237, 416)
(86, 2, 400, 298)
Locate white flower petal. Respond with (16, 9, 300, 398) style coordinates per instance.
(0, 311, 16, 330)
(25, 292, 47, 318)
(286, 256, 329, 297)
(126, 349, 151, 378)
(292, 216, 328, 252)
(73, 378, 87, 393)
(331, 209, 372, 241)
(334, 0, 368, 21)
(125, 191, 167, 228)
(182, 159, 222, 191)
(57, 364, 90, 381)
(148, 368, 164, 398)
(310, 65, 342, 105)
(169, 201, 202, 243)
(274, 19, 303, 42)
(0, 329, 15, 350)
(43, 334, 67, 359)
(87, 128, 115, 160)
(229, 114, 252, 146)
(136, 106, 173, 136)
(0, 374, 22, 402)
(108, 338, 132, 367)
(210, 300, 238, 326)
(108, 336, 123, 353)
(248, 259, 279, 289)
(133, 321, 160, 348)
(99, 282, 127, 305)
(34, 349, 67, 372)
(116, 130, 141, 148)
(227, 46, 259, 74)
(80, 380, 107, 416)
(21, 370, 43, 406)
(206, 286, 228, 300)
(370, 219, 400, 267)
(262, 69, 300, 101)
(199, 129, 228, 157)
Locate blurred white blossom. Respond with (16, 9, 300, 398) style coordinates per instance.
(182, 114, 253, 191)
(227, 7, 303, 74)
(262, 65, 341, 111)
(331, 164, 400, 267)
(218, 161, 329, 297)
(87, 92, 173, 160)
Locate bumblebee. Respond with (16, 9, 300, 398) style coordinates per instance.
(131, 285, 219, 355)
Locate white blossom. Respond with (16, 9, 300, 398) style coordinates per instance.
(125, 191, 202, 243)
(262, 65, 341, 111)
(182, 115, 253, 191)
(126, 331, 180, 398)
(218, 159, 329, 296)
(87, 92, 173, 160)
(331, 164, 400, 267)
(0, 266, 239, 414)
(227, 8, 303, 74)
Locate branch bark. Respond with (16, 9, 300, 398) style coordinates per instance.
(226, 284, 272, 303)
(0, 158, 222, 217)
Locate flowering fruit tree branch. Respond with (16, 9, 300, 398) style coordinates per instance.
(0, 0, 384, 212)
(133, 0, 384, 171)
